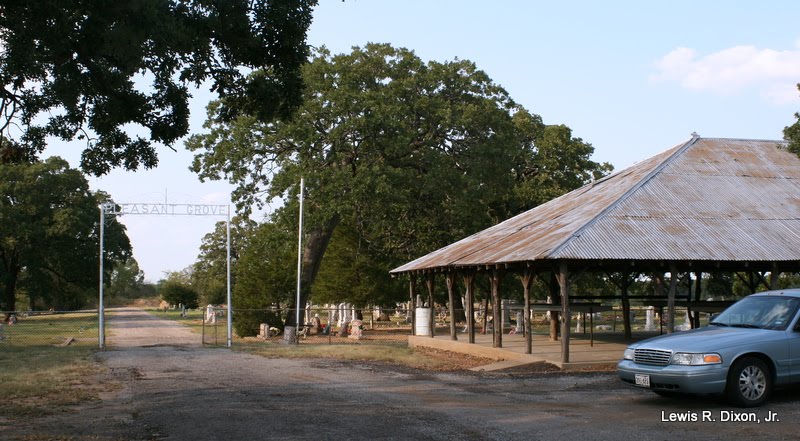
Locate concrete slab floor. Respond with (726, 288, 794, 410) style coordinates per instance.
(409, 330, 663, 372)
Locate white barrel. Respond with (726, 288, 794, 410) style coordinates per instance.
(415, 308, 432, 335)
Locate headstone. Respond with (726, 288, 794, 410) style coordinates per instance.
(644, 307, 656, 331)
(283, 326, 298, 344)
(349, 319, 363, 340)
(309, 315, 321, 335)
(515, 311, 524, 333)
(328, 304, 337, 325)
(338, 321, 350, 337)
(205, 305, 216, 324)
(676, 310, 692, 331)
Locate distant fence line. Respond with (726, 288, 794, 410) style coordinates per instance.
(1, 305, 700, 350)
(0, 310, 101, 348)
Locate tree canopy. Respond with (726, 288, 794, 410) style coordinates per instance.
(0, 0, 316, 175)
(188, 44, 611, 321)
(192, 216, 256, 305)
(0, 157, 131, 313)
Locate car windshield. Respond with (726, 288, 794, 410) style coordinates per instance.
(711, 296, 800, 331)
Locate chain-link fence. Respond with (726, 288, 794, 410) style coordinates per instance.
(0, 304, 703, 350)
(211, 304, 705, 347)
(0, 311, 100, 350)
(218, 307, 413, 347)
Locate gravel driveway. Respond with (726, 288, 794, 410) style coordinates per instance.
(18, 308, 800, 440)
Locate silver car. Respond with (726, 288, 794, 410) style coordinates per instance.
(618, 289, 800, 407)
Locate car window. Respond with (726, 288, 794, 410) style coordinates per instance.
(712, 296, 800, 330)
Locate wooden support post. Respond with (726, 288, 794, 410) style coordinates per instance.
(425, 274, 435, 338)
(463, 272, 476, 344)
(521, 269, 533, 354)
(770, 264, 780, 290)
(548, 272, 559, 341)
(490, 269, 503, 348)
(481, 298, 488, 335)
(558, 262, 570, 364)
(409, 275, 417, 336)
(619, 273, 632, 340)
(667, 264, 678, 334)
(445, 272, 457, 341)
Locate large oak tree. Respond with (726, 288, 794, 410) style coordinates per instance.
(0, 0, 316, 175)
(0, 157, 131, 314)
(188, 44, 611, 324)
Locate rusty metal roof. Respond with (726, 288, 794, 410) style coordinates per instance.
(391, 136, 800, 274)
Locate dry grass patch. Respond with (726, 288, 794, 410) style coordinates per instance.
(236, 342, 494, 371)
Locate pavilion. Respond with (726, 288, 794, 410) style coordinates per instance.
(390, 135, 800, 363)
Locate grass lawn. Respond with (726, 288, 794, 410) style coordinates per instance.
(0, 313, 107, 418)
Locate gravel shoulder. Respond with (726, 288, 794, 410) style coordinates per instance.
(11, 308, 800, 441)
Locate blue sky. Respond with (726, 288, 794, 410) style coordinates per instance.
(44, 1, 800, 281)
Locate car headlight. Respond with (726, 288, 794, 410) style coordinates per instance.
(670, 352, 722, 366)
(623, 348, 635, 360)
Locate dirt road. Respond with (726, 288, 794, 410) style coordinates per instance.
(18, 308, 800, 440)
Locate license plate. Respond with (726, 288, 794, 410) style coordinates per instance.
(635, 374, 651, 388)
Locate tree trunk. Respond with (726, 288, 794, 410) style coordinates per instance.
(490, 270, 502, 348)
(285, 215, 340, 327)
(620, 280, 632, 340)
(445, 273, 457, 341)
(1, 251, 20, 319)
(452, 289, 467, 322)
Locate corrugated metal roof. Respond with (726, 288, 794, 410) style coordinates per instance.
(391, 137, 800, 274)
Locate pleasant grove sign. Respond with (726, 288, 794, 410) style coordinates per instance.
(108, 203, 230, 216)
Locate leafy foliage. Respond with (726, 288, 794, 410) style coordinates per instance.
(189, 44, 611, 313)
(192, 216, 256, 305)
(159, 279, 199, 309)
(0, 157, 131, 311)
(234, 219, 296, 308)
(312, 224, 406, 307)
(0, 0, 316, 175)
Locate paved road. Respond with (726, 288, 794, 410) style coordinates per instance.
(19, 308, 800, 440)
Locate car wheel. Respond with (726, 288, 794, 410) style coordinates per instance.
(726, 357, 771, 407)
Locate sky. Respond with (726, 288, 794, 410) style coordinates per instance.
(43, 0, 800, 282)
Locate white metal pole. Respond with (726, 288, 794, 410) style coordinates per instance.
(98, 205, 105, 349)
(295, 178, 304, 338)
(226, 206, 232, 347)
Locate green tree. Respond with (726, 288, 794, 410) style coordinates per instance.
(508, 113, 613, 214)
(189, 44, 611, 324)
(232, 218, 295, 336)
(160, 278, 199, 310)
(0, 157, 131, 313)
(0, 0, 316, 175)
(106, 257, 147, 300)
(192, 216, 256, 305)
(234, 218, 296, 307)
(312, 224, 405, 307)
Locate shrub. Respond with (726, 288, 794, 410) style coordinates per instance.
(160, 281, 199, 309)
(234, 309, 283, 337)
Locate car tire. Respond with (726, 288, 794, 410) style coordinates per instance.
(725, 357, 772, 407)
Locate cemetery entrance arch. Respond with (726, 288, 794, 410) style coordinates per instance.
(98, 202, 232, 348)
